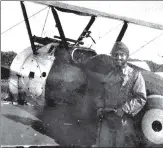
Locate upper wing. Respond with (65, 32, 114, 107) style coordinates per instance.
(32, 1, 163, 30)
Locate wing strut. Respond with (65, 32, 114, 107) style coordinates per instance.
(76, 16, 96, 45)
(51, 7, 68, 49)
(116, 21, 128, 42)
(20, 1, 36, 54)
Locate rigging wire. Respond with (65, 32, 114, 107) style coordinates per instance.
(41, 7, 50, 37)
(130, 31, 163, 56)
(89, 23, 122, 48)
(1, 6, 48, 35)
(129, 31, 163, 72)
(97, 23, 122, 40)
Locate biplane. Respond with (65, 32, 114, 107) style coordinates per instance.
(1, 1, 163, 147)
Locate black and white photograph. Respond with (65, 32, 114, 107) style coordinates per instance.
(1, 1, 163, 147)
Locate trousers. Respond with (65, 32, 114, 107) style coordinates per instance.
(96, 114, 138, 147)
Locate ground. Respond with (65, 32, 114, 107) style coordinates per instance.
(1, 79, 58, 146)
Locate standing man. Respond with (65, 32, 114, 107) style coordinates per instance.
(95, 41, 147, 147)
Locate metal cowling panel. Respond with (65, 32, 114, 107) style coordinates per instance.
(9, 43, 57, 107)
(9, 47, 32, 100)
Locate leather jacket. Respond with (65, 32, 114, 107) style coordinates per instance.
(95, 65, 147, 117)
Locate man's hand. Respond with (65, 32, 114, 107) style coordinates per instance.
(97, 108, 104, 119)
(115, 108, 124, 117)
(97, 107, 125, 119)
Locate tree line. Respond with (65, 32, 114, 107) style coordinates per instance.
(1, 51, 17, 67)
(1, 50, 162, 72)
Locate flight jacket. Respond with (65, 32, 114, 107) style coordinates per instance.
(95, 64, 147, 117)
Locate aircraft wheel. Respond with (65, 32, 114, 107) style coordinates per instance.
(141, 95, 163, 147)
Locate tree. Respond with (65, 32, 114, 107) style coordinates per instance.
(1, 51, 17, 67)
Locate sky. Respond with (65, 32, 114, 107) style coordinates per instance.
(1, 1, 163, 64)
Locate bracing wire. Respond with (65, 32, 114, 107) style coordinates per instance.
(1, 6, 48, 35)
(89, 23, 122, 48)
(130, 31, 163, 56)
(41, 7, 50, 37)
(129, 31, 163, 72)
(97, 23, 122, 40)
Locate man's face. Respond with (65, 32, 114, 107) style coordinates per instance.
(112, 50, 128, 67)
